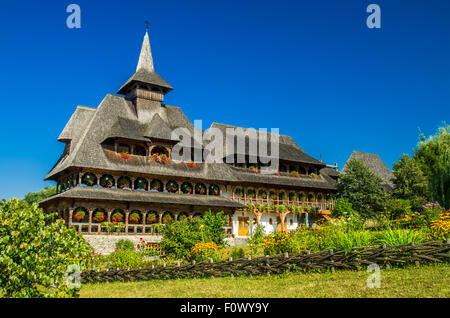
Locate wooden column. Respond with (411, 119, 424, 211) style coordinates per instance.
(158, 212, 163, 225)
(125, 211, 129, 233)
(68, 208, 74, 228)
(88, 209, 93, 233)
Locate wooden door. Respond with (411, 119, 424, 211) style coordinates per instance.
(238, 217, 250, 236)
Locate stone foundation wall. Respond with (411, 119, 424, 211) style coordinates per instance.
(83, 235, 162, 255)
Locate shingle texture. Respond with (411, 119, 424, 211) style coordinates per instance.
(342, 151, 395, 191)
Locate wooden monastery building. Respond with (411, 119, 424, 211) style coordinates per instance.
(40, 30, 337, 238)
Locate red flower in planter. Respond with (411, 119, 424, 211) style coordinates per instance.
(121, 152, 130, 159)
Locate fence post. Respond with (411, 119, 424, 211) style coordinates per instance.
(177, 261, 181, 267)
(210, 258, 214, 263)
(411, 242, 420, 268)
(284, 252, 289, 258)
(382, 244, 390, 269)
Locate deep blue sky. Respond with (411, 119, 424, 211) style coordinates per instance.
(0, 0, 449, 200)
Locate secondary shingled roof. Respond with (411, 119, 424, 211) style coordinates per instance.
(40, 186, 246, 209)
(342, 151, 395, 191)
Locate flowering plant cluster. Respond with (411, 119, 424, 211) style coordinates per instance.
(93, 211, 105, 223)
(150, 180, 163, 192)
(262, 232, 291, 255)
(187, 161, 195, 168)
(101, 221, 125, 233)
(120, 152, 130, 159)
(137, 238, 161, 257)
(291, 171, 300, 178)
(135, 178, 148, 190)
(195, 184, 206, 195)
(162, 214, 173, 224)
(310, 173, 319, 179)
(129, 212, 141, 224)
(117, 177, 131, 189)
(82, 173, 96, 186)
(258, 190, 268, 199)
(190, 241, 219, 262)
(73, 209, 86, 221)
(166, 181, 178, 193)
(154, 154, 168, 164)
(146, 212, 158, 224)
(181, 183, 193, 194)
(111, 212, 124, 223)
(100, 175, 114, 188)
(429, 213, 450, 239)
(247, 189, 256, 198)
(249, 165, 258, 173)
(209, 185, 220, 196)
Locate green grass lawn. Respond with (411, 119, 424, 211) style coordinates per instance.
(80, 263, 449, 298)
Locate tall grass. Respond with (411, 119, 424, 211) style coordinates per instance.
(374, 228, 429, 246)
(320, 229, 375, 251)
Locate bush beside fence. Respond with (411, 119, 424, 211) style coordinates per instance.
(81, 240, 450, 284)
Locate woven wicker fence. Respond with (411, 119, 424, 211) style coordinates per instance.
(81, 240, 450, 284)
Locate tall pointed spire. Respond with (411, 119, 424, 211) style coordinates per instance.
(117, 27, 173, 96)
(136, 31, 155, 73)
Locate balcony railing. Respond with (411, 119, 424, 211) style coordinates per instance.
(233, 197, 335, 211)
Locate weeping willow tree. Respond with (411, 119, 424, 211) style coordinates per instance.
(413, 125, 450, 209)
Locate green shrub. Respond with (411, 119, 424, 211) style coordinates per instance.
(160, 217, 206, 260)
(374, 228, 429, 246)
(249, 225, 266, 245)
(201, 210, 228, 247)
(386, 199, 412, 220)
(115, 239, 135, 251)
(262, 232, 291, 255)
(230, 248, 245, 259)
(332, 198, 357, 218)
(110, 249, 144, 269)
(0, 199, 92, 298)
(288, 230, 321, 253)
(190, 242, 220, 262)
(320, 229, 374, 251)
(422, 202, 445, 224)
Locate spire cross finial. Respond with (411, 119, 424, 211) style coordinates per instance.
(145, 20, 150, 32)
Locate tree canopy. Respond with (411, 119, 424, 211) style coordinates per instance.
(413, 125, 450, 209)
(392, 154, 430, 211)
(336, 159, 389, 217)
(23, 186, 56, 205)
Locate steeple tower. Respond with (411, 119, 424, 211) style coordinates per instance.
(136, 31, 154, 73)
(118, 28, 173, 101)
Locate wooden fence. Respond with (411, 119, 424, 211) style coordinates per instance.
(81, 240, 450, 284)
